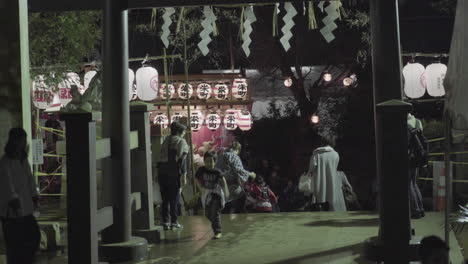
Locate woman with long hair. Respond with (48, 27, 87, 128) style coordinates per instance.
(0, 128, 40, 263)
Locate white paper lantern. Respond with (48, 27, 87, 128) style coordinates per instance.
(237, 111, 252, 131)
(403, 63, 426, 99)
(206, 113, 221, 131)
(170, 112, 184, 123)
(84, 70, 97, 92)
(153, 113, 169, 128)
(56, 74, 74, 107)
(159, 84, 176, 100)
(178, 83, 193, 99)
(197, 83, 212, 100)
(129, 69, 135, 100)
(190, 111, 204, 131)
(136, 66, 159, 101)
(32, 75, 53, 109)
(224, 111, 238, 130)
(311, 115, 320, 124)
(46, 93, 62, 111)
(232, 78, 248, 99)
(213, 84, 229, 100)
(424, 63, 447, 97)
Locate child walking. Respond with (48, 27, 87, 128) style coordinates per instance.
(195, 151, 229, 239)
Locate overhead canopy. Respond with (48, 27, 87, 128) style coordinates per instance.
(444, 0, 468, 130)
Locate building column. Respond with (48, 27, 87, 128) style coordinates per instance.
(0, 0, 32, 159)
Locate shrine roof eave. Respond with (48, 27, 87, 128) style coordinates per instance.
(29, 0, 315, 12)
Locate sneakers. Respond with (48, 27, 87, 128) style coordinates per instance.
(171, 222, 183, 229)
(213, 233, 222, 240)
(162, 223, 170, 230)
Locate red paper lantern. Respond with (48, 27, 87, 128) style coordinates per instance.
(237, 111, 252, 131)
(232, 79, 248, 99)
(159, 84, 176, 100)
(190, 111, 204, 131)
(224, 110, 238, 130)
(32, 75, 53, 110)
(178, 83, 193, 99)
(153, 113, 169, 128)
(170, 112, 184, 124)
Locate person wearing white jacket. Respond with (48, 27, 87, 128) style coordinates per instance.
(0, 128, 40, 264)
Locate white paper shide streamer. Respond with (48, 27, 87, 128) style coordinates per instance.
(242, 6, 257, 57)
(280, 2, 298, 52)
(198, 6, 217, 56)
(161, 8, 175, 48)
(320, 1, 341, 43)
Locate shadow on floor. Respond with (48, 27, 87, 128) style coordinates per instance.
(265, 243, 370, 264)
(304, 218, 379, 227)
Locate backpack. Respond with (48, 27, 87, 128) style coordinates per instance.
(408, 128, 429, 168)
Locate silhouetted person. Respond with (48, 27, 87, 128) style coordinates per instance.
(0, 128, 41, 264)
(419, 236, 449, 264)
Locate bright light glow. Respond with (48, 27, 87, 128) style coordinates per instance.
(284, 77, 293, 87)
(323, 73, 332, 82)
(311, 115, 320, 124)
(343, 78, 353, 86)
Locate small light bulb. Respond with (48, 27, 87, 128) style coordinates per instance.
(311, 115, 320, 124)
(284, 77, 293, 87)
(343, 77, 353, 86)
(323, 73, 332, 82)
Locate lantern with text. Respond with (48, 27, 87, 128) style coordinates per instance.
(238, 111, 252, 131)
(424, 63, 447, 97)
(224, 111, 238, 130)
(232, 79, 248, 99)
(56, 73, 76, 107)
(136, 66, 159, 101)
(206, 113, 221, 131)
(159, 84, 176, 100)
(190, 111, 204, 131)
(32, 75, 53, 109)
(153, 113, 169, 128)
(213, 84, 229, 100)
(197, 83, 212, 100)
(178, 83, 193, 99)
(171, 112, 184, 124)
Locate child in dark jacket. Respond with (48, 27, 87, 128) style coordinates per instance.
(195, 151, 229, 239)
(246, 175, 278, 213)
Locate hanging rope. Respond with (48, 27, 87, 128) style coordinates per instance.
(308, 1, 318, 30)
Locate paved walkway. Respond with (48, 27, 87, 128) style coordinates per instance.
(0, 212, 465, 264)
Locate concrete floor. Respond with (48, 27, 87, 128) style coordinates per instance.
(0, 212, 465, 264)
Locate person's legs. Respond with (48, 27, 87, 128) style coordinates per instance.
(169, 186, 181, 227)
(160, 185, 170, 226)
(209, 195, 222, 234)
(233, 195, 246, 214)
(2, 216, 40, 264)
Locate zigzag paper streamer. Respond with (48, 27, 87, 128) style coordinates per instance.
(280, 2, 298, 52)
(161, 8, 175, 48)
(242, 6, 257, 57)
(198, 6, 217, 56)
(320, 1, 341, 43)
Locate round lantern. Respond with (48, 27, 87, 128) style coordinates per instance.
(83, 70, 97, 92)
(56, 73, 75, 107)
(323, 73, 332, 82)
(159, 84, 176, 100)
(170, 112, 184, 124)
(129, 69, 135, 100)
(424, 63, 447, 97)
(46, 93, 62, 111)
(178, 83, 193, 99)
(197, 83, 212, 100)
(403, 63, 426, 99)
(136, 66, 158, 101)
(190, 111, 204, 131)
(153, 113, 169, 128)
(237, 111, 252, 131)
(206, 113, 221, 131)
(284, 77, 293, 88)
(232, 79, 248, 99)
(311, 115, 320, 124)
(213, 84, 229, 100)
(224, 111, 238, 130)
(32, 75, 53, 109)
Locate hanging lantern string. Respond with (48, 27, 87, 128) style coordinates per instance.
(239, 6, 245, 40)
(308, 1, 318, 30)
(272, 4, 279, 36)
(150, 8, 157, 31)
(176, 7, 185, 33)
